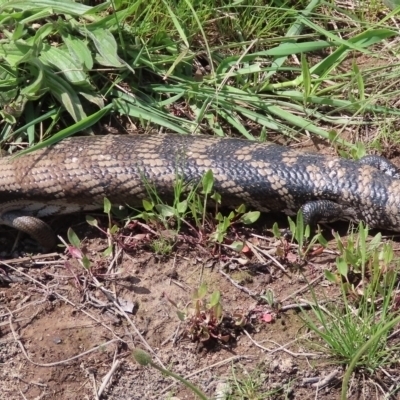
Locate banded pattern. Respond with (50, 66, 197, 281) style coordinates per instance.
(1, 134, 400, 248)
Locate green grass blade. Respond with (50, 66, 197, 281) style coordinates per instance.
(14, 104, 112, 157)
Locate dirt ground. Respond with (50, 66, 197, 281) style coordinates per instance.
(0, 118, 398, 400)
(0, 206, 392, 400)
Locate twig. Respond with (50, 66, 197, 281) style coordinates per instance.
(18, 389, 28, 400)
(98, 358, 120, 398)
(242, 240, 267, 265)
(2, 252, 59, 264)
(302, 369, 341, 388)
(91, 276, 165, 368)
(280, 302, 322, 312)
(133, 221, 159, 236)
(218, 269, 258, 299)
(312, 369, 341, 388)
(280, 274, 324, 303)
(242, 328, 319, 358)
(0, 260, 126, 342)
(246, 242, 287, 273)
(90, 371, 99, 400)
(106, 245, 123, 275)
(161, 324, 181, 346)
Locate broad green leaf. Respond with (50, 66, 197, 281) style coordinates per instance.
(86, 215, 98, 227)
(317, 234, 328, 247)
(216, 212, 224, 222)
(221, 216, 230, 231)
(155, 204, 176, 217)
(324, 270, 338, 283)
(0, 87, 18, 107)
(230, 241, 245, 252)
(235, 204, 246, 214)
(3, 0, 92, 15)
(85, 29, 125, 68)
(0, 42, 32, 66)
(202, 170, 214, 194)
(211, 192, 221, 204)
(142, 199, 154, 211)
(209, 291, 221, 307)
(383, 0, 400, 9)
(272, 222, 281, 238)
(103, 197, 112, 214)
(304, 225, 310, 239)
(194, 282, 207, 300)
(103, 246, 113, 257)
(110, 225, 119, 234)
(78, 90, 104, 109)
(40, 45, 88, 85)
(62, 33, 93, 70)
(336, 257, 348, 277)
(241, 211, 260, 225)
(20, 61, 46, 100)
(20, 9, 54, 24)
(177, 200, 187, 214)
(288, 217, 296, 236)
(214, 302, 223, 323)
(11, 21, 25, 40)
(176, 310, 186, 321)
(296, 211, 304, 241)
(44, 71, 86, 121)
(67, 227, 81, 248)
(82, 255, 91, 269)
(198, 282, 208, 298)
(31, 22, 54, 43)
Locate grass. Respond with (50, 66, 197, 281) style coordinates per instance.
(3, 0, 400, 399)
(301, 224, 400, 398)
(225, 364, 285, 399)
(2, 0, 400, 153)
(133, 348, 209, 400)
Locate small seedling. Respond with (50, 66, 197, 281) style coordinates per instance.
(260, 289, 276, 308)
(67, 227, 91, 269)
(132, 171, 197, 235)
(149, 236, 174, 255)
(324, 222, 395, 294)
(181, 283, 227, 342)
(167, 283, 245, 343)
(86, 197, 120, 257)
(210, 205, 260, 244)
(131, 169, 260, 247)
(272, 210, 327, 260)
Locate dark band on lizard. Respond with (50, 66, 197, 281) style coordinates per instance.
(0, 134, 399, 249)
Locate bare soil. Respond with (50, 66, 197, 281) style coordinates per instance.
(0, 207, 391, 400)
(1, 129, 399, 400)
